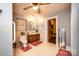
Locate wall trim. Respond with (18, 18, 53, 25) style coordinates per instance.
(71, 47, 77, 56)
(66, 46, 77, 56)
(66, 46, 71, 51)
(46, 16, 59, 47)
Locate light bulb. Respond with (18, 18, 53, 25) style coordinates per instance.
(33, 6, 38, 10)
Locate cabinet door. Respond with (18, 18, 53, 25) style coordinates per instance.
(28, 35, 33, 43)
(28, 34, 40, 43)
(36, 34, 40, 41)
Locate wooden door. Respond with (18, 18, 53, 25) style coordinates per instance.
(48, 18, 56, 44)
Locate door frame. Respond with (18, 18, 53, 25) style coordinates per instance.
(47, 16, 58, 46)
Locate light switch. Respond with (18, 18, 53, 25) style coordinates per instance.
(3, 28, 8, 33)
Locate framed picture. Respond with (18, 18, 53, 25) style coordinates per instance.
(28, 21, 36, 31)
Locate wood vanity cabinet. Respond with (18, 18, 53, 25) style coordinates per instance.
(27, 34, 40, 43)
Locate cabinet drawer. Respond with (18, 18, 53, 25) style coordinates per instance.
(28, 34, 40, 43)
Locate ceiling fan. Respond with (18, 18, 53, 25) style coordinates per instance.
(23, 3, 50, 14)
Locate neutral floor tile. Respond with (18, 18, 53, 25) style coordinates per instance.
(14, 42, 59, 56)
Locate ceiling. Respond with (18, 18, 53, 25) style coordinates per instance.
(13, 3, 71, 18)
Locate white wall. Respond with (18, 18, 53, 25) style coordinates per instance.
(71, 3, 79, 56)
(56, 9, 71, 47)
(0, 3, 12, 56)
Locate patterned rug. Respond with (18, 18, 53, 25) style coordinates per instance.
(31, 41, 42, 46)
(21, 45, 32, 52)
(56, 49, 72, 56)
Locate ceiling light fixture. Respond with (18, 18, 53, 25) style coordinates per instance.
(33, 6, 38, 10)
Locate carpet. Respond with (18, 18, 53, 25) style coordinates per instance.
(31, 41, 42, 46)
(56, 49, 72, 56)
(21, 45, 32, 52)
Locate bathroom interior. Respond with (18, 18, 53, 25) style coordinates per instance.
(12, 3, 72, 56)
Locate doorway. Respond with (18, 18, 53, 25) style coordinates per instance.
(48, 17, 56, 44)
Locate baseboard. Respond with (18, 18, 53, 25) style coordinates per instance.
(66, 46, 77, 56)
(71, 48, 77, 56)
(66, 46, 71, 51)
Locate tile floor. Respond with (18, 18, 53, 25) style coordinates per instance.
(14, 42, 59, 56)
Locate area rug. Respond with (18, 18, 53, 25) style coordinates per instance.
(21, 45, 32, 52)
(31, 41, 42, 46)
(56, 49, 72, 56)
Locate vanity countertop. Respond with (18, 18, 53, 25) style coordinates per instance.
(28, 32, 40, 35)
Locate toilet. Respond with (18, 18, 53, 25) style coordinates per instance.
(20, 33, 28, 48)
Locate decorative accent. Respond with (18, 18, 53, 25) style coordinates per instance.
(28, 21, 36, 30)
(21, 45, 32, 52)
(27, 15, 45, 32)
(56, 49, 72, 56)
(36, 30, 38, 33)
(31, 41, 42, 46)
